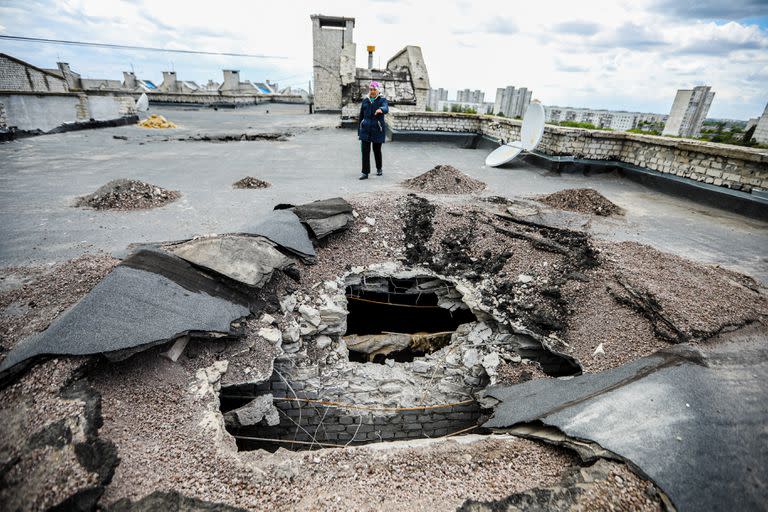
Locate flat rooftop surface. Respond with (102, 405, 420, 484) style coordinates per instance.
(1, 103, 767, 283)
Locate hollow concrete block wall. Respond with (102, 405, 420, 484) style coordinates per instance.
(388, 111, 768, 193)
(229, 369, 481, 447)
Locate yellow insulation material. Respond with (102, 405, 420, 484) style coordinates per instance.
(137, 114, 177, 129)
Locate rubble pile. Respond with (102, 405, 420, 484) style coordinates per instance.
(137, 114, 177, 129)
(233, 177, 271, 189)
(537, 188, 623, 216)
(75, 179, 181, 210)
(402, 165, 487, 194)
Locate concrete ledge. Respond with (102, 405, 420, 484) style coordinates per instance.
(520, 152, 768, 221)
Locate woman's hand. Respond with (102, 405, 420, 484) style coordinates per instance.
(375, 108, 383, 115)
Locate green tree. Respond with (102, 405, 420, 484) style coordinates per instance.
(496, 112, 505, 117)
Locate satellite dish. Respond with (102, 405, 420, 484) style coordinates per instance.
(135, 93, 149, 112)
(485, 145, 523, 167)
(520, 102, 545, 150)
(485, 102, 545, 167)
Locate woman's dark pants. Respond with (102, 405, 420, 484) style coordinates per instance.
(361, 141, 382, 175)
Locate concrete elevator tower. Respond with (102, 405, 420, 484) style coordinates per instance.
(310, 14, 356, 112)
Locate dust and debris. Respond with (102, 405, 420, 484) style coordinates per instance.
(459, 459, 663, 512)
(0, 253, 118, 352)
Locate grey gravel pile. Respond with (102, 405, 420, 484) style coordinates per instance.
(233, 177, 271, 189)
(75, 179, 180, 210)
(537, 188, 622, 216)
(402, 165, 486, 194)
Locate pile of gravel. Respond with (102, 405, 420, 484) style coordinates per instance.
(402, 165, 486, 195)
(537, 188, 623, 216)
(233, 176, 271, 189)
(75, 179, 180, 210)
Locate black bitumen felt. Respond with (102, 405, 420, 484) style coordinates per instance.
(2, 115, 140, 141)
(483, 336, 768, 512)
(288, 197, 354, 240)
(0, 248, 250, 378)
(239, 209, 316, 262)
(303, 213, 353, 239)
(290, 197, 353, 219)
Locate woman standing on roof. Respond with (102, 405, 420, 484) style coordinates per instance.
(357, 81, 389, 180)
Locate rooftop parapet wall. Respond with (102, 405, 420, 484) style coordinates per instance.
(387, 111, 768, 193)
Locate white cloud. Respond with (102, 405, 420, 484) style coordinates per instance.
(0, 0, 766, 118)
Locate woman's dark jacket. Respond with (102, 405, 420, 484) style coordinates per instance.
(358, 95, 389, 143)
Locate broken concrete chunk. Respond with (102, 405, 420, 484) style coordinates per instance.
(316, 336, 332, 349)
(260, 313, 276, 325)
(481, 352, 500, 378)
(379, 382, 401, 394)
(467, 322, 493, 345)
(365, 216, 376, 226)
(319, 304, 347, 325)
(223, 393, 279, 429)
(462, 348, 480, 369)
(298, 304, 322, 327)
(282, 342, 301, 354)
(282, 321, 300, 343)
(161, 335, 190, 362)
(411, 360, 432, 373)
(170, 235, 291, 288)
(299, 323, 319, 336)
(517, 274, 534, 284)
(280, 294, 297, 314)
(258, 327, 282, 345)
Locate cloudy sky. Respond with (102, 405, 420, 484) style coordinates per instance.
(1, 0, 767, 119)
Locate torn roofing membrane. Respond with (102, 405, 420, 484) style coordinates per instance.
(169, 235, 291, 288)
(239, 209, 316, 262)
(482, 337, 768, 512)
(0, 248, 250, 378)
(0, 197, 358, 380)
(282, 197, 355, 240)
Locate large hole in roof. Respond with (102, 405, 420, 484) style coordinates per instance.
(343, 275, 477, 363)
